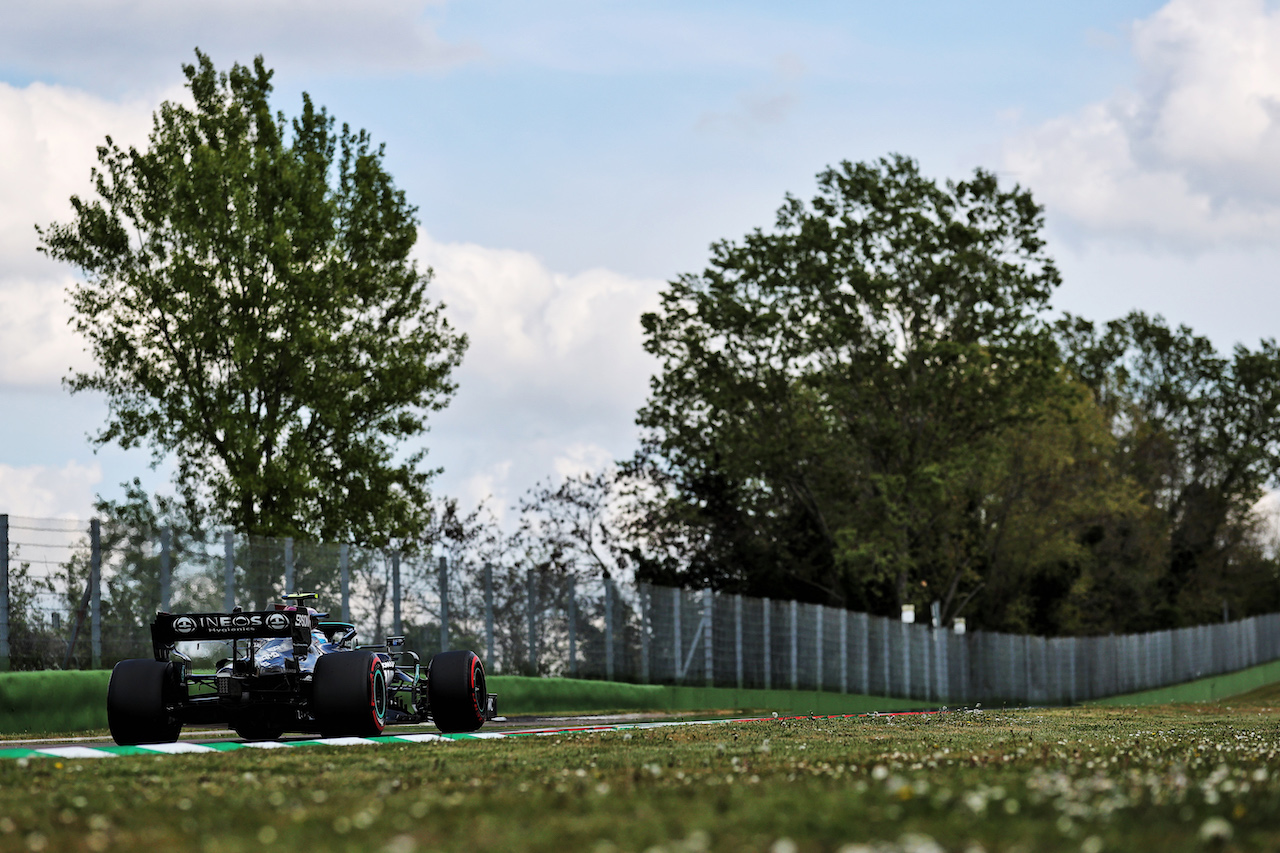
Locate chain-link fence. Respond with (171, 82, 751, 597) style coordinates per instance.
(3, 513, 1279, 705)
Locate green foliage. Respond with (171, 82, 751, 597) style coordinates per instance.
(633, 155, 1063, 621)
(632, 155, 1280, 634)
(39, 51, 465, 544)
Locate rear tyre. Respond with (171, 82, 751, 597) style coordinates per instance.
(107, 659, 183, 746)
(312, 651, 387, 738)
(428, 650, 487, 734)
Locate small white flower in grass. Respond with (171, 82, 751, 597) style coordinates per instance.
(257, 827, 278, 844)
(1198, 817, 1232, 843)
(1081, 836, 1104, 853)
(15, 759, 28, 769)
(871, 765, 889, 781)
(0, 818, 14, 834)
(770, 838, 797, 853)
(683, 830, 710, 851)
(899, 833, 944, 853)
(383, 835, 417, 853)
(25, 832, 48, 852)
(835, 845, 874, 853)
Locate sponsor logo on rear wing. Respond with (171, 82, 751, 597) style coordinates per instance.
(151, 610, 312, 649)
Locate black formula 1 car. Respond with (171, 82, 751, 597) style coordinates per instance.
(106, 593, 497, 746)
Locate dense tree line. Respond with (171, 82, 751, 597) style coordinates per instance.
(625, 156, 1280, 635)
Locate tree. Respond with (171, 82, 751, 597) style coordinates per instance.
(632, 155, 1066, 621)
(39, 50, 466, 544)
(1057, 312, 1280, 626)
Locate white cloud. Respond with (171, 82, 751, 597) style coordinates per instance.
(0, 1, 475, 91)
(0, 461, 102, 520)
(418, 233, 663, 413)
(417, 234, 662, 514)
(1005, 0, 1280, 247)
(0, 81, 162, 388)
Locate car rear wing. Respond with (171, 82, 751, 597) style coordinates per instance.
(151, 610, 313, 660)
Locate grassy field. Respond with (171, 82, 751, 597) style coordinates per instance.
(3, 691, 1280, 853)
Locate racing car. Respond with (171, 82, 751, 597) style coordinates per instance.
(106, 593, 497, 745)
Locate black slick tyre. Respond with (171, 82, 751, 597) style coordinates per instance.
(107, 659, 183, 746)
(312, 651, 387, 738)
(428, 650, 486, 734)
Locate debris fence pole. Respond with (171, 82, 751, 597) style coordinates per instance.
(526, 569, 537, 675)
(789, 599, 798, 691)
(438, 556, 448, 652)
(840, 608, 848, 694)
(703, 588, 713, 687)
(640, 585, 651, 683)
(673, 587, 682, 683)
(90, 519, 101, 669)
(223, 532, 235, 611)
(734, 593, 743, 689)
(568, 578, 577, 677)
(484, 563, 495, 667)
(339, 544, 350, 623)
(763, 597, 772, 690)
(815, 605, 823, 692)
(605, 578, 615, 681)
(284, 537, 294, 595)
(391, 551, 401, 637)
(0, 514, 9, 672)
(159, 526, 171, 613)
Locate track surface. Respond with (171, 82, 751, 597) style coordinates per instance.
(0, 710, 941, 760)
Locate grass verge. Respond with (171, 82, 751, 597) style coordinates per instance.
(3, 698, 1280, 851)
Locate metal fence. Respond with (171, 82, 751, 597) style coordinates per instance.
(3, 514, 1278, 704)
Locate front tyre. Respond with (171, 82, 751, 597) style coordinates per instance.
(428, 650, 487, 734)
(312, 651, 387, 738)
(107, 659, 183, 746)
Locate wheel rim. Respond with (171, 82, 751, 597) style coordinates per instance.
(471, 658, 486, 719)
(373, 666, 387, 723)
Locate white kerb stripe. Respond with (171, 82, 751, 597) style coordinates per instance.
(137, 742, 217, 754)
(36, 747, 115, 759)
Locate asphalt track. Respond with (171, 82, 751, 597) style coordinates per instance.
(0, 710, 942, 761)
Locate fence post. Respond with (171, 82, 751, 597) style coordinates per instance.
(0, 514, 9, 672)
(815, 605, 824, 692)
(881, 618, 891, 697)
(437, 556, 448, 652)
(90, 519, 101, 669)
(159, 526, 172, 613)
(900, 621, 910, 699)
(703, 588, 713, 687)
(640, 583, 650, 684)
(284, 536, 294, 595)
(484, 563, 495, 667)
(840, 608, 848, 694)
(527, 569, 537, 675)
(763, 597, 771, 690)
(606, 578, 616, 681)
(855, 612, 870, 695)
(734, 593, 743, 689)
(339, 544, 350, 622)
(224, 531, 235, 611)
(789, 599, 798, 691)
(673, 587, 682, 682)
(391, 551, 402, 637)
(568, 578, 577, 677)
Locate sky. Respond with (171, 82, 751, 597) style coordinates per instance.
(3, 0, 1280, 529)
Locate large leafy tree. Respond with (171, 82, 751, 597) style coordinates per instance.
(633, 155, 1064, 621)
(39, 51, 466, 544)
(1057, 312, 1280, 627)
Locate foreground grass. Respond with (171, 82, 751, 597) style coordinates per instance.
(4, 693, 1280, 853)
